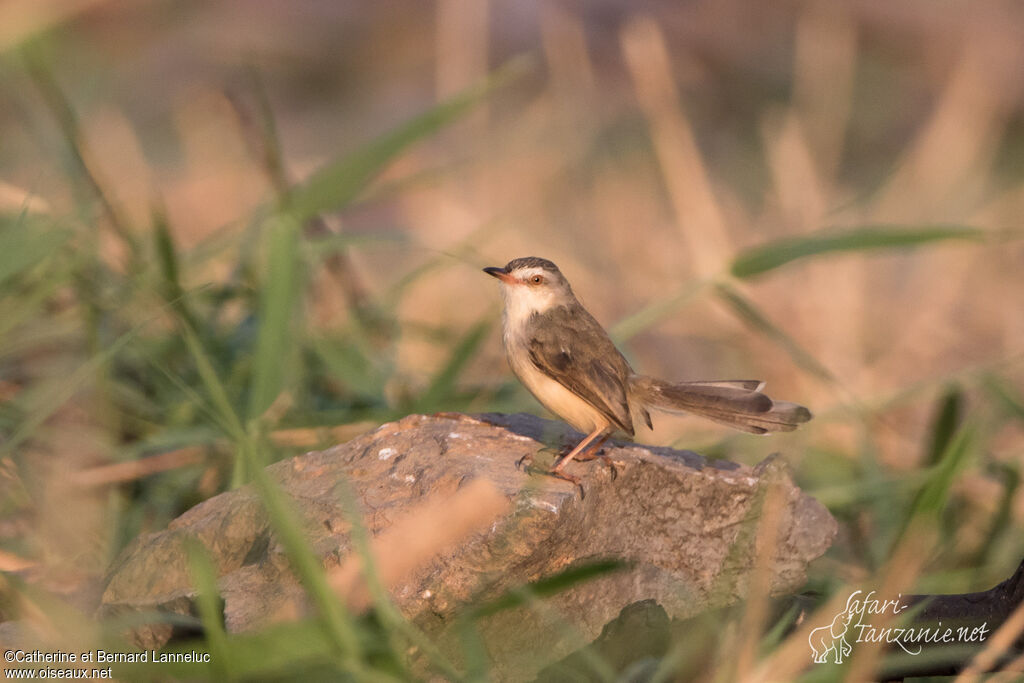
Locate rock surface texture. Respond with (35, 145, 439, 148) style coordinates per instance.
(100, 412, 837, 677)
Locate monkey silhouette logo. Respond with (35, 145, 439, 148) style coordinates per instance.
(808, 593, 860, 664)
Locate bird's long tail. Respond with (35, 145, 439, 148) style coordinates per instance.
(628, 376, 812, 434)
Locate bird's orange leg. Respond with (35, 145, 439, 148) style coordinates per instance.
(572, 431, 618, 480)
(574, 432, 612, 461)
(551, 427, 612, 480)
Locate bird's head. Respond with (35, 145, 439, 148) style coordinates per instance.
(483, 257, 575, 317)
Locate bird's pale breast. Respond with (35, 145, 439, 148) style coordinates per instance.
(504, 333, 608, 434)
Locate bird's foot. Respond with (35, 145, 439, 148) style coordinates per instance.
(548, 468, 580, 485)
(598, 454, 619, 481)
(537, 442, 574, 459)
(548, 467, 585, 498)
(515, 454, 585, 496)
(517, 447, 597, 496)
(573, 447, 619, 481)
(514, 452, 534, 471)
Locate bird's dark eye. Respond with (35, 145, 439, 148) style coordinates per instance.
(531, 275, 543, 284)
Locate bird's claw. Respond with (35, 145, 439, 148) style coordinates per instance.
(515, 449, 611, 498)
(549, 469, 585, 498)
(602, 456, 619, 481)
(517, 454, 586, 498)
(573, 447, 619, 481)
(549, 469, 580, 485)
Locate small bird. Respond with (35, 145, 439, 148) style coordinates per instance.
(484, 257, 811, 483)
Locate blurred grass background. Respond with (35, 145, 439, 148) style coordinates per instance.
(1, 0, 1023, 680)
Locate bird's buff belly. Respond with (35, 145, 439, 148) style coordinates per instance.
(507, 354, 608, 434)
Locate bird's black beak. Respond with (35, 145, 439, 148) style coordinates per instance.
(483, 266, 514, 284)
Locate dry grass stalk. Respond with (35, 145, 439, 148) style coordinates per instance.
(954, 599, 1024, 681)
(71, 423, 378, 489)
(329, 477, 509, 611)
(621, 15, 732, 279)
(842, 525, 935, 682)
(741, 526, 933, 683)
(741, 588, 854, 683)
(0, 0, 108, 51)
(0, 549, 35, 572)
(270, 423, 378, 449)
(71, 447, 205, 488)
(733, 482, 789, 680)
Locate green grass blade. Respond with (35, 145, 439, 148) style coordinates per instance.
(185, 538, 234, 681)
(247, 452, 366, 669)
(247, 215, 302, 421)
(894, 421, 977, 550)
(983, 374, 1024, 422)
(152, 206, 199, 330)
(0, 270, 68, 340)
(335, 480, 464, 680)
(730, 225, 986, 278)
(312, 334, 389, 400)
(458, 625, 489, 683)
(179, 323, 247, 444)
(477, 582, 619, 683)
(1, 316, 140, 459)
(971, 463, 1019, 567)
(306, 231, 408, 259)
(469, 559, 627, 619)
(414, 319, 491, 410)
(0, 213, 71, 291)
(285, 55, 532, 223)
(924, 386, 963, 467)
(911, 423, 975, 519)
(312, 340, 377, 399)
(179, 622, 329, 680)
(609, 279, 709, 344)
(22, 49, 140, 255)
(714, 283, 837, 385)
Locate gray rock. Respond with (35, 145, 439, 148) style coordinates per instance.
(99, 412, 836, 676)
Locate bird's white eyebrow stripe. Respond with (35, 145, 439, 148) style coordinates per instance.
(511, 267, 548, 279)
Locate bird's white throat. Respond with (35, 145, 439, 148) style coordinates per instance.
(498, 270, 564, 343)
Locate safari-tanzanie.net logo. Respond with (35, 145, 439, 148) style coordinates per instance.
(808, 590, 990, 664)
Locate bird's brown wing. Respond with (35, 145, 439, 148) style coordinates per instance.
(525, 304, 635, 435)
